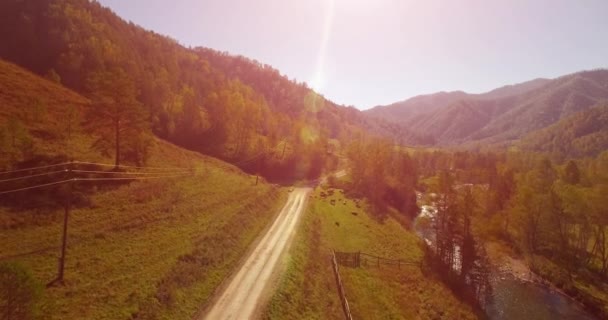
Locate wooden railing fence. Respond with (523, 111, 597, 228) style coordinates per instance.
(334, 251, 420, 269)
(331, 250, 420, 319)
(332, 250, 354, 320)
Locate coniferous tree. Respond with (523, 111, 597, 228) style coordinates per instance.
(86, 67, 149, 168)
(563, 160, 581, 185)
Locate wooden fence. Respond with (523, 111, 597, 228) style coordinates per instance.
(332, 250, 354, 320)
(334, 251, 420, 269)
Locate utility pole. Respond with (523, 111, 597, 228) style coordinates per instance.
(255, 145, 266, 186)
(255, 155, 259, 185)
(281, 141, 287, 159)
(48, 108, 75, 287)
(58, 109, 74, 283)
(57, 170, 72, 283)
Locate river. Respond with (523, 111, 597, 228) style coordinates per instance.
(414, 193, 598, 320)
(486, 273, 597, 320)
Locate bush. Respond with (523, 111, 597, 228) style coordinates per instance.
(0, 262, 42, 320)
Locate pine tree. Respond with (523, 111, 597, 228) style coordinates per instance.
(86, 67, 149, 168)
(563, 160, 580, 185)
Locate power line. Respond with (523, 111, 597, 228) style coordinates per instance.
(0, 174, 190, 196)
(71, 169, 191, 175)
(0, 160, 190, 177)
(74, 174, 189, 182)
(0, 169, 68, 183)
(0, 179, 72, 195)
(0, 168, 190, 184)
(0, 162, 71, 175)
(72, 161, 189, 171)
(0, 160, 191, 285)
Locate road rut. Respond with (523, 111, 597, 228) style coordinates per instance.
(202, 188, 310, 319)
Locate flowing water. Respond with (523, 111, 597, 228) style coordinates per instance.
(485, 273, 597, 320)
(414, 194, 598, 320)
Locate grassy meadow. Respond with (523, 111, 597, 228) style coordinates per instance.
(264, 186, 477, 320)
(0, 59, 289, 319)
(1, 153, 287, 319)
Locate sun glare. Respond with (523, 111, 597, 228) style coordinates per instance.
(310, 0, 335, 91)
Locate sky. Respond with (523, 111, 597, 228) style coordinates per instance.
(97, 0, 608, 110)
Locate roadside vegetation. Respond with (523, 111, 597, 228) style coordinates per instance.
(265, 186, 477, 319)
(0, 57, 288, 319)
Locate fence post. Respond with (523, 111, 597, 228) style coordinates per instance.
(332, 250, 353, 320)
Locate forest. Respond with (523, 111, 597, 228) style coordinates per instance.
(0, 0, 394, 182)
(1, 0, 607, 319)
(408, 148, 608, 317)
(327, 132, 608, 317)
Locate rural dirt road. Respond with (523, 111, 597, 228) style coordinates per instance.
(202, 187, 311, 320)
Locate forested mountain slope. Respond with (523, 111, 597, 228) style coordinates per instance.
(366, 70, 608, 150)
(366, 78, 550, 125)
(519, 103, 608, 159)
(0, 0, 429, 179)
(0, 53, 293, 320)
(366, 91, 470, 125)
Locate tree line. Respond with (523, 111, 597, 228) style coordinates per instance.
(412, 148, 608, 317)
(339, 140, 493, 312)
(0, 0, 360, 181)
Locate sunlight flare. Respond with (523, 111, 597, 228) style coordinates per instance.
(310, 0, 335, 92)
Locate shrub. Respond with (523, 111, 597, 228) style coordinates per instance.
(0, 262, 42, 320)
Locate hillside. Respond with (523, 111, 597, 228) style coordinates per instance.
(366, 91, 470, 125)
(265, 187, 477, 319)
(518, 103, 608, 159)
(0, 58, 288, 319)
(365, 69, 608, 150)
(478, 78, 551, 100)
(0, 0, 428, 176)
(366, 78, 550, 125)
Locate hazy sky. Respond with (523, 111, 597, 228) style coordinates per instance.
(98, 0, 608, 109)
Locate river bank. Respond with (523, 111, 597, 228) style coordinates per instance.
(415, 190, 602, 319)
(485, 242, 599, 320)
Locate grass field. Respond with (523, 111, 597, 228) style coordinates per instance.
(264, 187, 477, 320)
(0, 59, 289, 319)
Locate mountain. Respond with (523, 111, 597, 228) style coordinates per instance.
(0, 0, 429, 180)
(191, 48, 431, 145)
(366, 78, 550, 125)
(519, 103, 608, 159)
(366, 91, 470, 125)
(0, 56, 255, 173)
(467, 70, 608, 144)
(366, 70, 608, 149)
(0, 57, 294, 320)
(478, 78, 551, 100)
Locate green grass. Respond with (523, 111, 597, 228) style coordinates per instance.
(1, 162, 287, 320)
(265, 187, 477, 320)
(0, 59, 289, 319)
(0, 59, 101, 163)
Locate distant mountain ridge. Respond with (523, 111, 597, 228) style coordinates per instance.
(365, 70, 608, 152)
(477, 78, 552, 100)
(366, 77, 551, 125)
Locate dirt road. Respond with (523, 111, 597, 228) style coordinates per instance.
(202, 188, 311, 320)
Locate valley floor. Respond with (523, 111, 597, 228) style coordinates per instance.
(264, 187, 477, 320)
(0, 145, 287, 320)
(201, 188, 310, 320)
